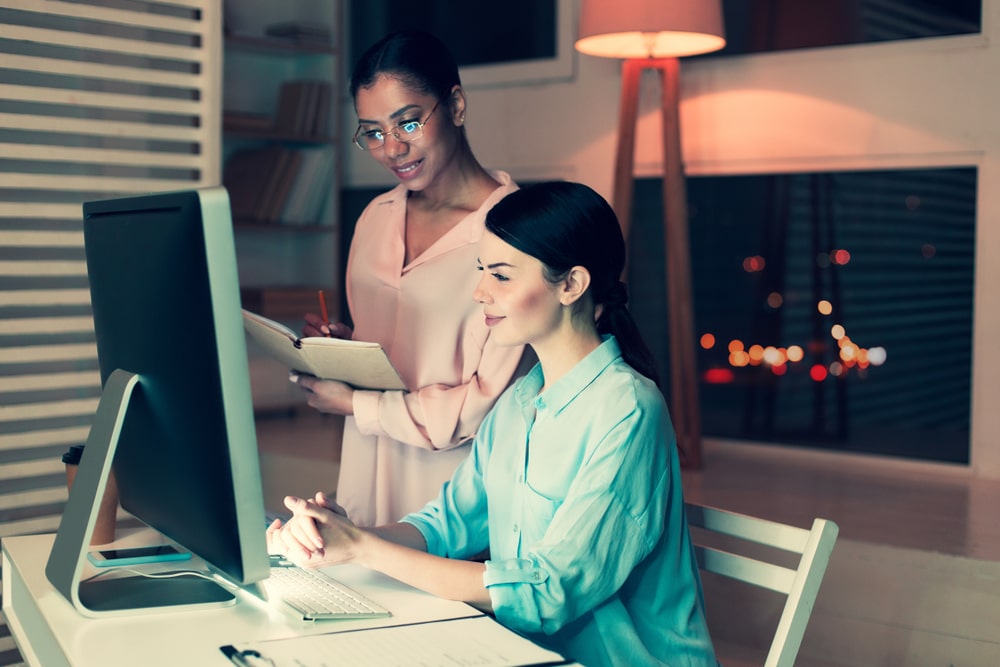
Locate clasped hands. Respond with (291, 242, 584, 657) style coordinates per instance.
(267, 491, 361, 568)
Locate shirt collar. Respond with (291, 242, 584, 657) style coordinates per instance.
(515, 336, 622, 415)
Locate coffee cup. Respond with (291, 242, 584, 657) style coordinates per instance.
(62, 445, 119, 545)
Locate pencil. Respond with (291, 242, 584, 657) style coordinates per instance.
(317, 289, 330, 326)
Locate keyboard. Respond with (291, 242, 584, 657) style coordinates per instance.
(265, 555, 391, 621)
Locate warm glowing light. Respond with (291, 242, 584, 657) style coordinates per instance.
(762, 346, 782, 365)
(703, 368, 734, 384)
(830, 361, 844, 377)
(840, 344, 857, 361)
(771, 363, 787, 376)
(817, 300, 833, 315)
(700, 333, 716, 349)
(786, 345, 804, 363)
(748, 345, 764, 364)
(767, 292, 783, 309)
(869, 347, 887, 365)
(810, 364, 828, 382)
(730, 351, 750, 367)
(831, 249, 851, 265)
(830, 324, 845, 340)
(728, 339, 744, 353)
(743, 255, 766, 272)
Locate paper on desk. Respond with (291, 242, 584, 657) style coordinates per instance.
(221, 615, 568, 666)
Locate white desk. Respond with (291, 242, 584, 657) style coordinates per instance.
(3, 532, 570, 666)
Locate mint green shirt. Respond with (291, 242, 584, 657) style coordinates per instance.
(403, 337, 717, 667)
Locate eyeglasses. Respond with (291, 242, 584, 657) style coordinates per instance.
(352, 101, 440, 151)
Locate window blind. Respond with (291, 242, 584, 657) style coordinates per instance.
(0, 2, 220, 662)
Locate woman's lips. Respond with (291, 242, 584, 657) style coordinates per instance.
(392, 158, 424, 180)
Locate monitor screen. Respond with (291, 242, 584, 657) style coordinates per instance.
(45, 187, 270, 616)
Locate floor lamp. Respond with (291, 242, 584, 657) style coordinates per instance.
(576, 1, 726, 469)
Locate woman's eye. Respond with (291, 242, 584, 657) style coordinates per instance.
(365, 129, 384, 139)
(398, 120, 420, 134)
(491, 272, 509, 282)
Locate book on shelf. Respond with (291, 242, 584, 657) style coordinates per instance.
(264, 21, 332, 46)
(242, 309, 406, 391)
(223, 111, 273, 133)
(223, 145, 285, 223)
(274, 79, 332, 138)
(280, 147, 333, 225)
(261, 149, 304, 224)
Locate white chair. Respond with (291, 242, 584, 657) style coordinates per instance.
(685, 502, 839, 667)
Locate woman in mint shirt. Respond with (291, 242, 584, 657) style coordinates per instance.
(269, 181, 718, 667)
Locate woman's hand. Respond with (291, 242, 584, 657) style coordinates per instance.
(266, 492, 361, 568)
(290, 374, 355, 415)
(303, 312, 353, 340)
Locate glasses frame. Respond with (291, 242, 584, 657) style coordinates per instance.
(352, 101, 441, 151)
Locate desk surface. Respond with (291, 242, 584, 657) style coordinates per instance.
(2, 532, 508, 667)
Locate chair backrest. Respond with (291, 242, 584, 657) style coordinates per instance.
(685, 502, 839, 667)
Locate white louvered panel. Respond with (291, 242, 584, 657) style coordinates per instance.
(0, 316, 94, 334)
(0, 458, 64, 481)
(0, 398, 101, 423)
(0, 112, 206, 141)
(2, 53, 199, 88)
(0, 343, 97, 364)
(0, 487, 68, 512)
(0, 143, 204, 169)
(2, 25, 205, 61)
(0, 261, 88, 278)
(0, 290, 91, 306)
(0, 83, 206, 116)
(0, 230, 83, 248)
(0, 426, 91, 452)
(0, 203, 83, 219)
(6, 0, 204, 32)
(1, 5, 219, 662)
(4, 173, 206, 194)
(0, 371, 100, 393)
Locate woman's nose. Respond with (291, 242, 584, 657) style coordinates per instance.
(382, 134, 409, 159)
(473, 276, 491, 303)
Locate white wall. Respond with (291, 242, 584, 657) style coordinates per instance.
(342, 0, 1000, 478)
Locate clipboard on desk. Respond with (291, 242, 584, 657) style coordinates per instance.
(220, 615, 570, 666)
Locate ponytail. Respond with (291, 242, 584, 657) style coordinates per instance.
(595, 281, 661, 388)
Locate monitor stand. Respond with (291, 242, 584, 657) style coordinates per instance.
(45, 369, 236, 617)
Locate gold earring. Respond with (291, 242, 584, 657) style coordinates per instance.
(458, 114, 465, 126)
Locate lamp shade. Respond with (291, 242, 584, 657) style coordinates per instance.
(575, 0, 726, 58)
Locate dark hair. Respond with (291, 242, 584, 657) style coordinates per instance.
(485, 181, 660, 387)
(350, 30, 461, 101)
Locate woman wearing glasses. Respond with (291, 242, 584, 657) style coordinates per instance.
(293, 31, 525, 527)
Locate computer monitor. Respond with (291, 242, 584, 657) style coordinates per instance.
(45, 187, 270, 617)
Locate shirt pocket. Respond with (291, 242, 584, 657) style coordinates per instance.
(520, 482, 563, 540)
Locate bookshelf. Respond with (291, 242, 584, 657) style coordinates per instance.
(222, 0, 345, 411)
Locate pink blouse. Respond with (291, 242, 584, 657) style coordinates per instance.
(337, 171, 525, 526)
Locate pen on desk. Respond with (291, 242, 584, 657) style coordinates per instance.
(317, 289, 331, 336)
